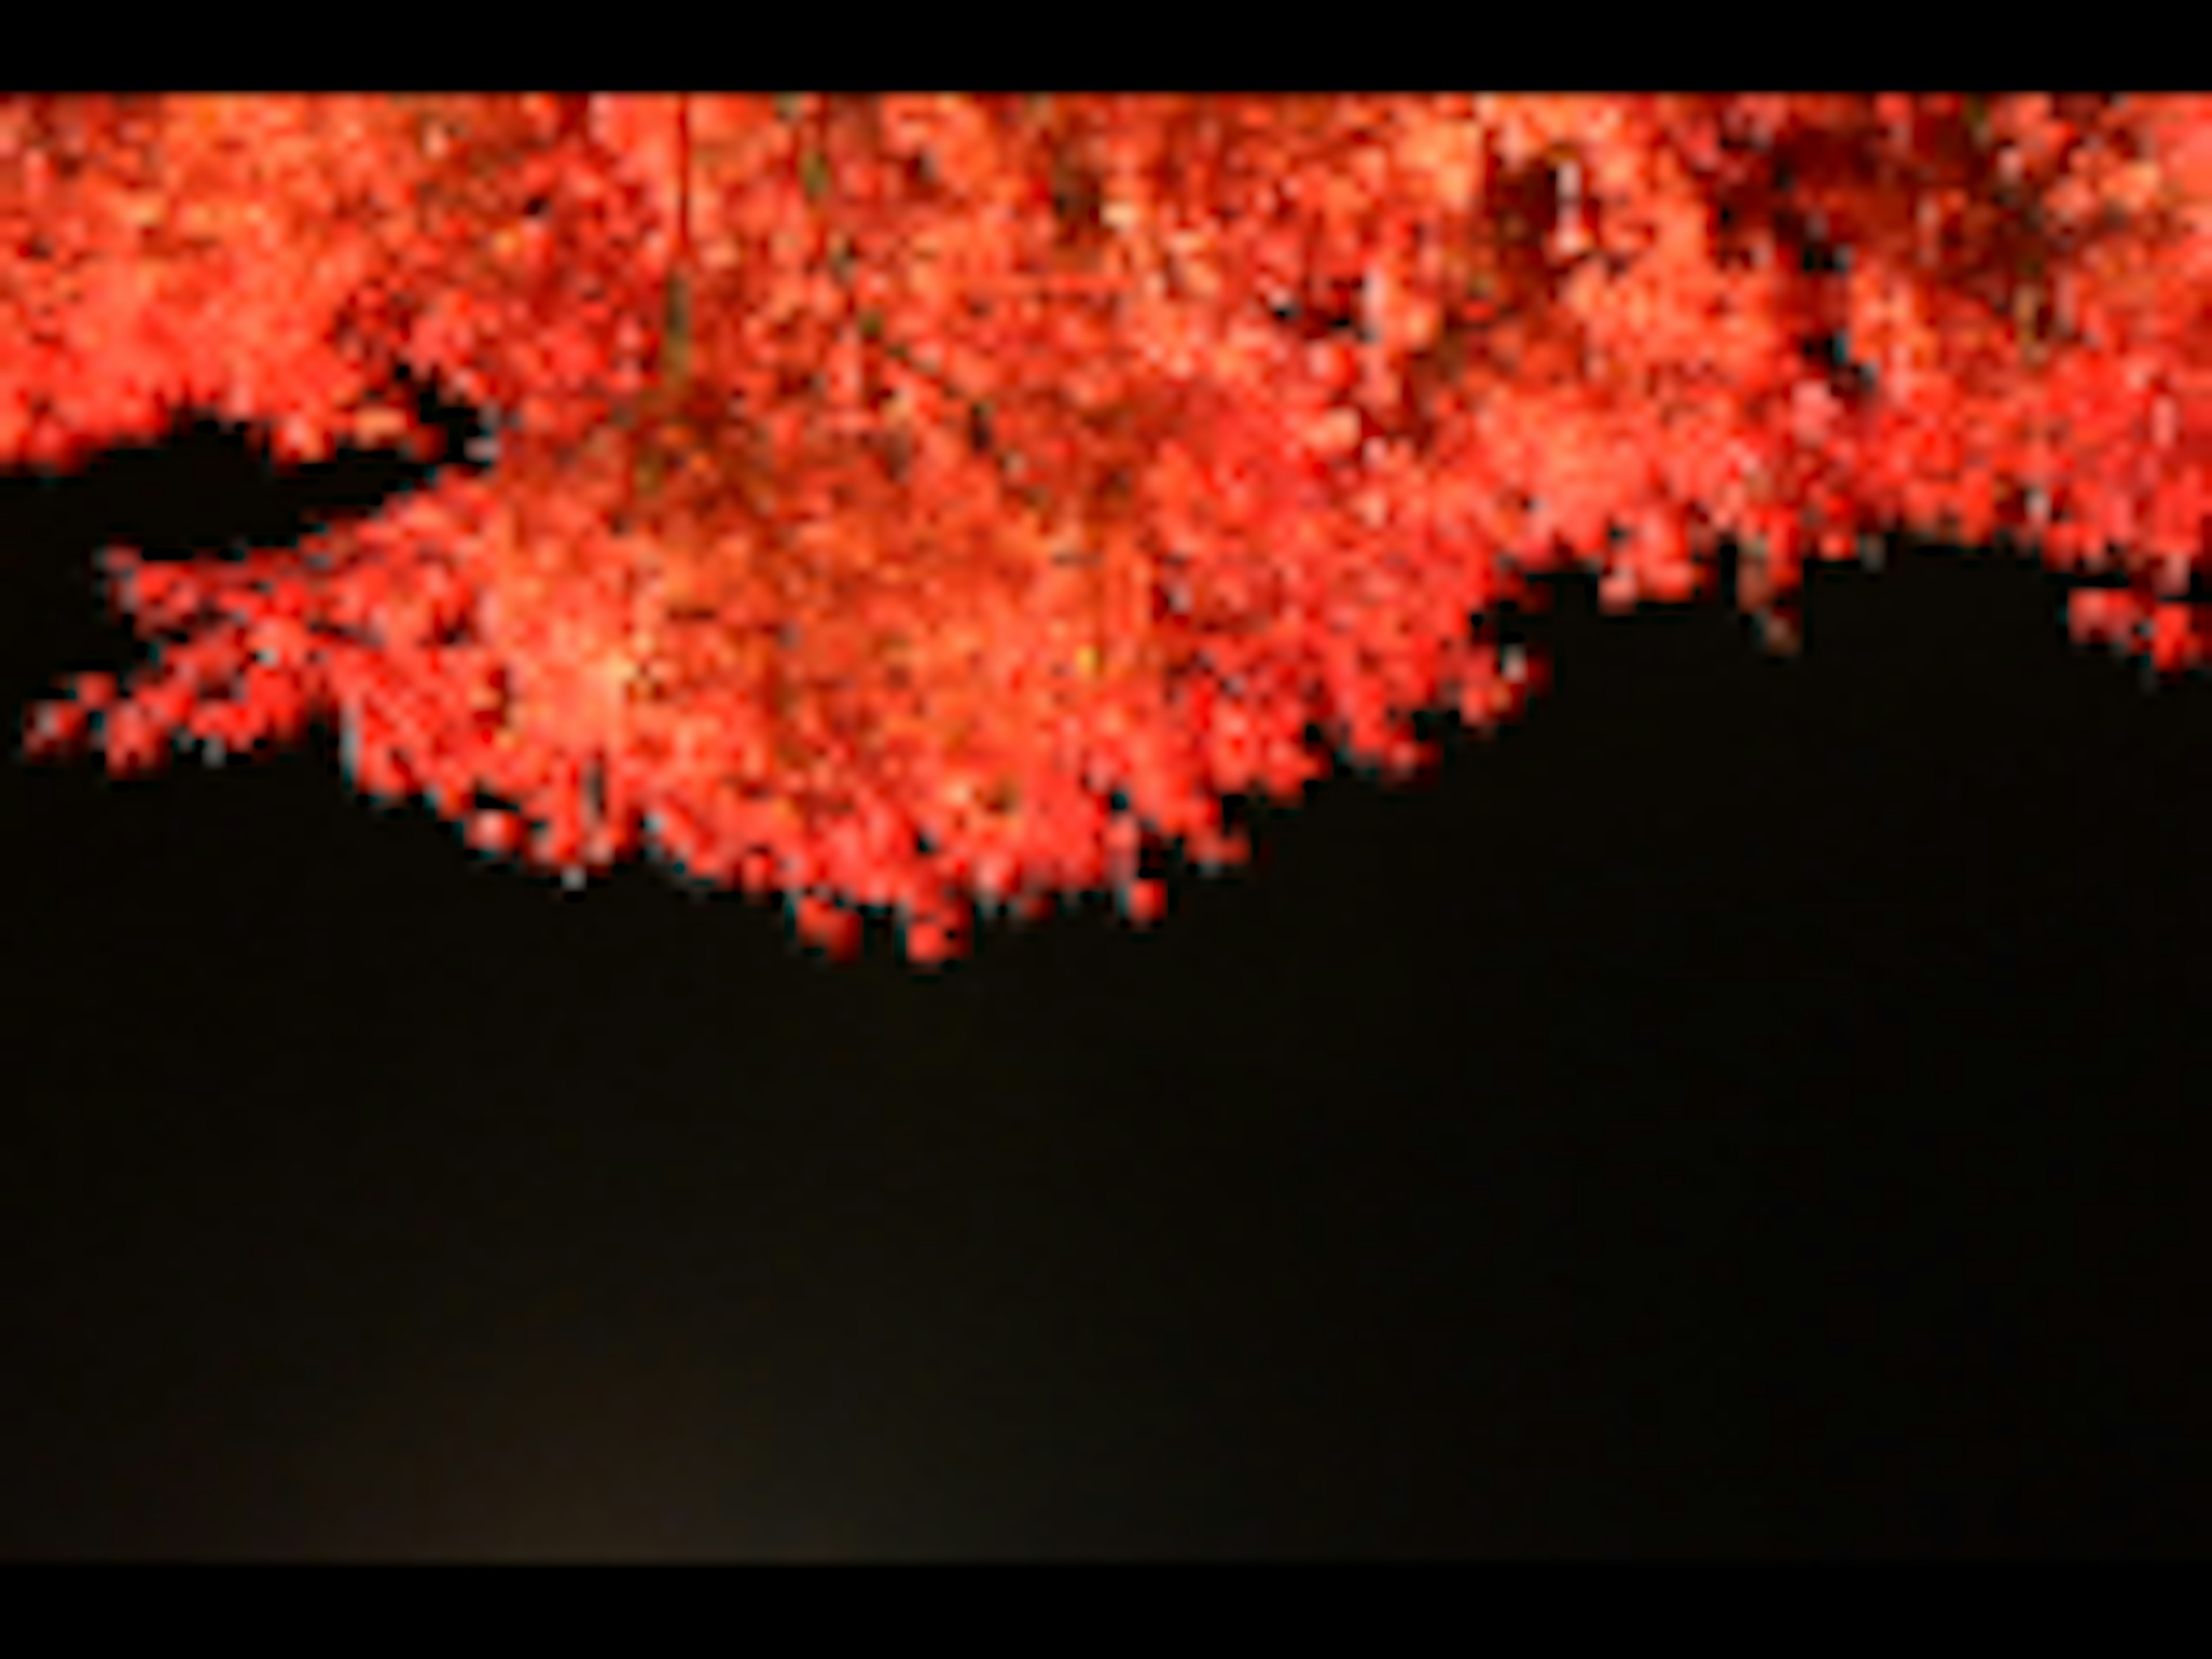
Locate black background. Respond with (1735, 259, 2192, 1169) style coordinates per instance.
(3, 391, 2210, 1559)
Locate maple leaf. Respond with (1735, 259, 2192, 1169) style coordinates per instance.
(10, 96, 2212, 965)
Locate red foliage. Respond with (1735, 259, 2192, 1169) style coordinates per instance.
(10, 96, 2212, 960)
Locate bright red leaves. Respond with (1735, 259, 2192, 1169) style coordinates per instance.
(10, 96, 2212, 961)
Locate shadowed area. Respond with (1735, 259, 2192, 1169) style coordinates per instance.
(7, 430, 2212, 1554)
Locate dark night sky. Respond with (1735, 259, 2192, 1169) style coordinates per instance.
(3, 396, 2211, 1558)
